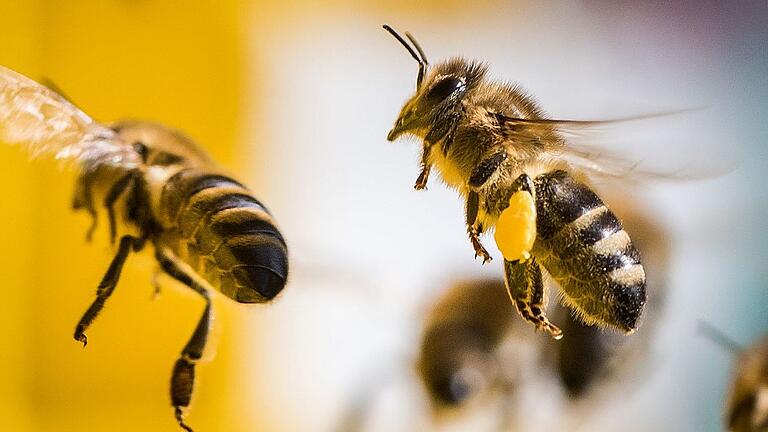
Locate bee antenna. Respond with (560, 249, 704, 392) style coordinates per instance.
(383, 24, 427, 89)
(405, 32, 428, 66)
(697, 320, 743, 355)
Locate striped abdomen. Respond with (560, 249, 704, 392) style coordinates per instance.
(532, 170, 645, 331)
(158, 168, 288, 303)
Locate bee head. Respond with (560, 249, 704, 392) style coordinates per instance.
(383, 26, 487, 142)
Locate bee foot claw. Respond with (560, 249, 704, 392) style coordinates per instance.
(541, 324, 563, 340)
(74, 332, 88, 347)
(474, 250, 492, 264)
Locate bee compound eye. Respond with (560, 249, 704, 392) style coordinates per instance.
(425, 77, 464, 103)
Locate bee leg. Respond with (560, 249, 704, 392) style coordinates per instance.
(103, 171, 138, 244)
(151, 267, 163, 299)
(425, 113, 460, 155)
(468, 151, 508, 189)
(510, 172, 535, 196)
(414, 144, 432, 190)
(73, 174, 98, 242)
(503, 258, 562, 339)
(73, 235, 135, 347)
(156, 250, 212, 432)
(466, 191, 492, 263)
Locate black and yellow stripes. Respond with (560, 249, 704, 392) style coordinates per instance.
(159, 168, 288, 303)
(531, 170, 646, 331)
(160, 170, 249, 225)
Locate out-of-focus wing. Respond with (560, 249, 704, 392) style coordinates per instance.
(497, 110, 736, 183)
(0, 65, 140, 169)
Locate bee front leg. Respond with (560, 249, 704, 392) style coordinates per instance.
(73, 173, 98, 242)
(424, 112, 461, 155)
(151, 267, 163, 299)
(414, 144, 432, 190)
(466, 191, 492, 263)
(468, 151, 508, 189)
(156, 250, 212, 432)
(104, 171, 139, 244)
(503, 258, 562, 339)
(73, 235, 135, 346)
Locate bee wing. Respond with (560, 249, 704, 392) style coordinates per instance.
(0, 65, 140, 169)
(498, 110, 736, 183)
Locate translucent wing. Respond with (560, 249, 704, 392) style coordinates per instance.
(499, 110, 736, 183)
(0, 65, 140, 169)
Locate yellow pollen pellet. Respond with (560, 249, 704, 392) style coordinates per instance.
(494, 191, 537, 262)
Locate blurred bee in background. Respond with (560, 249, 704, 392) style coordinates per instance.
(383, 24, 662, 339)
(726, 336, 768, 431)
(422, 196, 668, 416)
(333, 203, 668, 431)
(415, 282, 647, 431)
(417, 278, 513, 409)
(0, 66, 289, 431)
(700, 324, 768, 431)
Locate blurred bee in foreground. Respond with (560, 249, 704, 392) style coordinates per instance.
(0, 66, 289, 431)
(383, 25, 652, 339)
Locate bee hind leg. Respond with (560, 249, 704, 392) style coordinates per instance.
(466, 191, 492, 263)
(156, 250, 212, 432)
(503, 258, 562, 339)
(73, 235, 135, 346)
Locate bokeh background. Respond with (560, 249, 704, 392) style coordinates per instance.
(0, 1, 766, 431)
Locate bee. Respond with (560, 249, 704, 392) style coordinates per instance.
(418, 278, 513, 408)
(726, 336, 768, 431)
(701, 324, 768, 431)
(383, 25, 648, 339)
(0, 66, 289, 431)
(417, 279, 651, 411)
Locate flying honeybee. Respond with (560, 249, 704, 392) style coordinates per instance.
(0, 66, 289, 431)
(383, 25, 650, 339)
